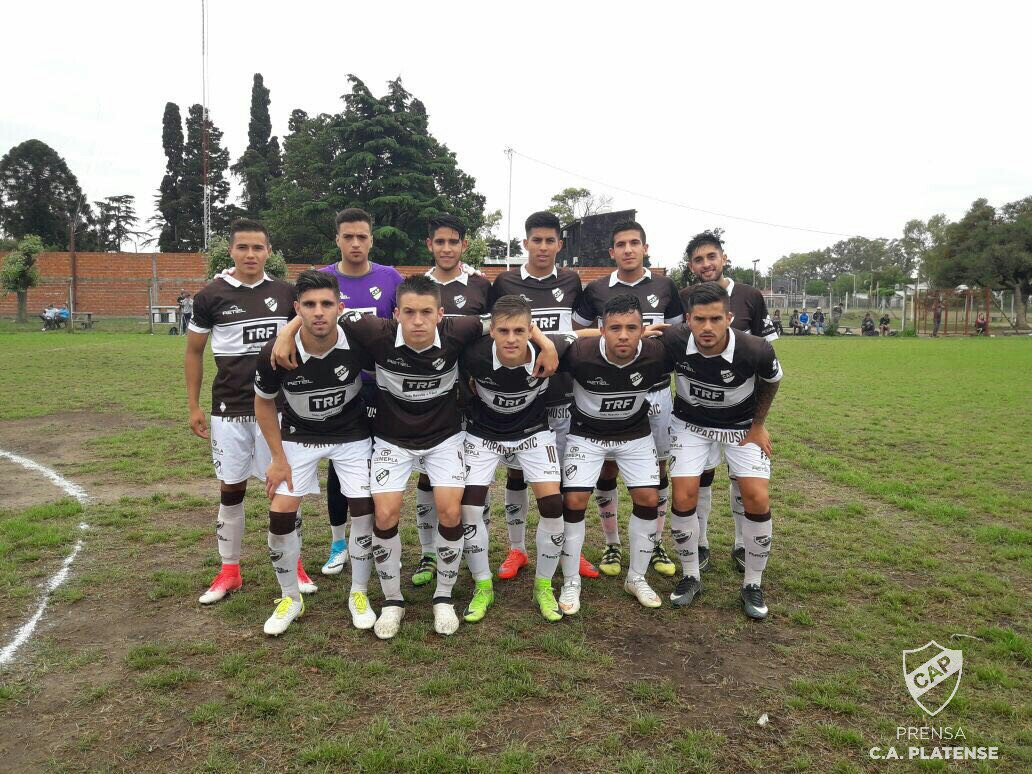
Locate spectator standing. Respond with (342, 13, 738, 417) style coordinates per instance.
(831, 303, 843, 330)
(975, 312, 988, 336)
(932, 301, 943, 337)
(178, 291, 194, 335)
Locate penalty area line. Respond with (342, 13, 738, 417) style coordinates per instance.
(0, 448, 90, 667)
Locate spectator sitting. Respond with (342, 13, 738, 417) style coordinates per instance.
(879, 312, 891, 336)
(789, 309, 800, 334)
(798, 308, 811, 334)
(975, 312, 988, 336)
(40, 305, 60, 331)
(772, 309, 784, 336)
(813, 306, 826, 335)
(57, 304, 70, 328)
(861, 312, 877, 336)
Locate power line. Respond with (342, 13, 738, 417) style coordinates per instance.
(511, 149, 864, 239)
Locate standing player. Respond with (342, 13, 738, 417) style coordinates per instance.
(489, 211, 599, 581)
(186, 218, 317, 605)
(557, 295, 668, 613)
(253, 271, 375, 634)
(678, 231, 777, 573)
(412, 214, 493, 588)
(461, 295, 577, 622)
(573, 221, 683, 579)
(661, 282, 782, 619)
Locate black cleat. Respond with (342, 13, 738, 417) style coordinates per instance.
(732, 546, 745, 574)
(698, 546, 711, 572)
(670, 575, 702, 608)
(741, 584, 768, 620)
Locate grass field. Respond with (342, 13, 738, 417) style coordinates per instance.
(0, 331, 1029, 772)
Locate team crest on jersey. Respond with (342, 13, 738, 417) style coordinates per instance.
(342, 309, 364, 323)
(334, 365, 350, 382)
(264, 297, 278, 312)
(630, 372, 643, 386)
(647, 294, 659, 308)
(720, 369, 735, 383)
(432, 357, 446, 370)
(552, 287, 564, 302)
(454, 294, 467, 309)
(369, 286, 382, 300)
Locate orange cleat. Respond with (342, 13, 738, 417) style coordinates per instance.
(496, 549, 530, 580)
(199, 564, 242, 605)
(579, 554, 600, 579)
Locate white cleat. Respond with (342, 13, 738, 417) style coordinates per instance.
(433, 602, 460, 636)
(373, 605, 405, 640)
(624, 575, 662, 608)
(558, 578, 582, 615)
(321, 541, 349, 576)
(263, 596, 304, 636)
(349, 591, 377, 630)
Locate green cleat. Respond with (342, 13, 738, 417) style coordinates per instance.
(534, 577, 563, 622)
(599, 543, 622, 576)
(463, 579, 495, 623)
(649, 543, 677, 577)
(411, 553, 437, 587)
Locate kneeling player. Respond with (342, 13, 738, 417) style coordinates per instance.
(254, 271, 376, 635)
(460, 296, 575, 622)
(660, 282, 782, 619)
(557, 295, 668, 612)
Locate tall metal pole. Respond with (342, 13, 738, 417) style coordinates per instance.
(504, 147, 514, 271)
(752, 258, 759, 288)
(201, 0, 211, 251)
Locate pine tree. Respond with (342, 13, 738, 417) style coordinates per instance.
(232, 73, 281, 217)
(155, 102, 185, 250)
(179, 104, 231, 250)
(94, 195, 145, 251)
(0, 139, 87, 249)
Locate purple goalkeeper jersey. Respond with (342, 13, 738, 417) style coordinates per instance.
(317, 261, 404, 320)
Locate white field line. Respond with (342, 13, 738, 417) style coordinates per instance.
(0, 448, 90, 667)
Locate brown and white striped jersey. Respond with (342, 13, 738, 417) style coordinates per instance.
(425, 269, 492, 318)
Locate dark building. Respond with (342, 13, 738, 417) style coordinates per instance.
(557, 209, 641, 268)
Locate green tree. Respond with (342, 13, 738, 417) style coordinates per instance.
(547, 187, 613, 225)
(179, 104, 231, 250)
(94, 195, 145, 251)
(203, 233, 287, 280)
(155, 102, 185, 251)
(232, 73, 281, 217)
(1, 234, 43, 322)
(0, 139, 88, 249)
(266, 76, 485, 264)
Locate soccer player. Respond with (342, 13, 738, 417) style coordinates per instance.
(253, 271, 375, 635)
(461, 295, 577, 622)
(186, 218, 317, 605)
(661, 282, 782, 619)
(489, 211, 598, 581)
(412, 214, 493, 589)
(573, 220, 683, 579)
(557, 295, 668, 613)
(678, 231, 777, 574)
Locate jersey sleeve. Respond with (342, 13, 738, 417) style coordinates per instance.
(451, 315, 488, 345)
(663, 280, 685, 324)
(757, 340, 784, 383)
(751, 292, 778, 341)
(188, 288, 214, 333)
(572, 285, 597, 327)
(341, 312, 390, 349)
(487, 275, 505, 308)
(253, 342, 282, 399)
(547, 332, 579, 360)
(386, 268, 404, 308)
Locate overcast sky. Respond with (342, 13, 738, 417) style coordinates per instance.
(3, 1, 1030, 270)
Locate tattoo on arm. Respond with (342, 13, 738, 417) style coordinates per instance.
(753, 380, 779, 425)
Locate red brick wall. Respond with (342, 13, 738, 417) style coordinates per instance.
(1, 253, 664, 317)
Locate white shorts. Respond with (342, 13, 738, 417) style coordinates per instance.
(508, 406, 570, 472)
(276, 438, 372, 497)
(668, 418, 771, 480)
(464, 431, 561, 486)
(210, 415, 272, 485)
(562, 434, 660, 491)
(370, 433, 466, 494)
(647, 386, 673, 460)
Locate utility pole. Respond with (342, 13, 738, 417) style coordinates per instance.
(752, 258, 759, 288)
(201, 0, 211, 251)
(504, 146, 514, 271)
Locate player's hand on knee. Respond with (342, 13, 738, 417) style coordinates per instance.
(741, 424, 772, 458)
(189, 408, 209, 439)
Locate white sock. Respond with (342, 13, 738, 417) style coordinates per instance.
(505, 485, 529, 553)
(372, 529, 403, 603)
(731, 480, 745, 550)
(268, 530, 300, 600)
(348, 514, 373, 593)
(415, 487, 438, 554)
(742, 514, 772, 587)
(482, 487, 492, 536)
(434, 525, 464, 600)
(696, 486, 713, 549)
(330, 524, 348, 543)
(535, 517, 564, 581)
(294, 504, 303, 552)
(461, 505, 491, 582)
(216, 502, 244, 564)
(670, 509, 700, 579)
(627, 515, 655, 580)
(560, 520, 586, 580)
(656, 484, 669, 538)
(595, 486, 620, 545)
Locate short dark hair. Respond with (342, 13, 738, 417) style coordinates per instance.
(602, 294, 643, 322)
(229, 218, 270, 245)
(685, 230, 724, 260)
(491, 294, 532, 324)
(684, 281, 730, 312)
(335, 208, 373, 232)
(610, 221, 646, 246)
(294, 270, 338, 301)
(396, 274, 441, 306)
(524, 211, 562, 237)
(428, 214, 467, 240)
